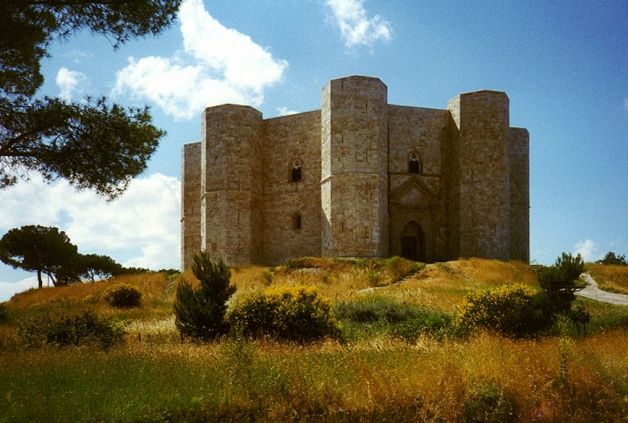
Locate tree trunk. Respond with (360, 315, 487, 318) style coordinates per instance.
(37, 269, 43, 289)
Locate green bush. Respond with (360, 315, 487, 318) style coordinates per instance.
(382, 256, 423, 282)
(174, 252, 235, 340)
(335, 298, 453, 341)
(17, 309, 125, 349)
(103, 283, 142, 308)
(463, 383, 518, 423)
(228, 285, 338, 342)
(455, 284, 549, 337)
(0, 303, 9, 324)
(537, 253, 584, 315)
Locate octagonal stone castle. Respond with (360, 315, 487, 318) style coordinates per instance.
(181, 76, 529, 268)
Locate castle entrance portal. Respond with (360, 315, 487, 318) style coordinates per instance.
(400, 221, 425, 261)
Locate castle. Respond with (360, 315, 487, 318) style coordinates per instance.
(181, 76, 529, 268)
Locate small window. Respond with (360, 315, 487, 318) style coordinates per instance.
(292, 213, 302, 230)
(290, 158, 302, 182)
(408, 151, 422, 174)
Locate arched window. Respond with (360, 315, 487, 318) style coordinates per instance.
(290, 158, 303, 182)
(408, 151, 422, 174)
(292, 212, 302, 230)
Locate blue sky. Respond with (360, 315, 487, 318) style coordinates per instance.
(1, 0, 627, 299)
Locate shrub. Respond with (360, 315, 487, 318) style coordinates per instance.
(17, 309, 125, 349)
(0, 302, 9, 323)
(382, 256, 423, 282)
(596, 251, 627, 266)
(174, 252, 235, 340)
(463, 383, 518, 423)
(103, 284, 142, 308)
(455, 284, 549, 337)
(537, 253, 584, 315)
(334, 298, 453, 341)
(228, 285, 338, 342)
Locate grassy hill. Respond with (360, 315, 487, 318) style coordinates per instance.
(0, 258, 626, 422)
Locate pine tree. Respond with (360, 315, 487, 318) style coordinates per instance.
(174, 252, 235, 340)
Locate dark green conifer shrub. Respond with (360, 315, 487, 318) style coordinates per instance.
(103, 284, 142, 308)
(228, 285, 338, 342)
(173, 251, 235, 340)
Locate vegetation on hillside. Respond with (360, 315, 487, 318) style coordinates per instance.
(0, 256, 626, 421)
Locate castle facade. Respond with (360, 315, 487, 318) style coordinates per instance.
(181, 76, 529, 268)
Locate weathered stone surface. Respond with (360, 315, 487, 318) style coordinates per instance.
(181, 76, 529, 267)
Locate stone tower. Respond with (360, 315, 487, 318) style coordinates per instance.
(447, 91, 529, 260)
(182, 76, 529, 268)
(199, 105, 263, 265)
(321, 76, 389, 257)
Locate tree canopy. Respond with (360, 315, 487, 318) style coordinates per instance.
(0, 225, 137, 288)
(0, 225, 78, 288)
(0, 0, 182, 198)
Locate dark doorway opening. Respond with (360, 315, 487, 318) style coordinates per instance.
(400, 221, 425, 261)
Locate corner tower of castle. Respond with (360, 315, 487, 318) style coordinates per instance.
(181, 76, 529, 268)
(321, 76, 389, 258)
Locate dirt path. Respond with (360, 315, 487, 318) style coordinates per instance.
(576, 273, 628, 306)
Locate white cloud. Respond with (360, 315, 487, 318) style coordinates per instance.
(277, 106, 299, 116)
(114, 0, 288, 120)
(0, 173, 181, 271)
(574, 239, 599, 262)
(0, 276, 38, 302)
(56, 67, 88, 101)
(326, 0, 392, 47)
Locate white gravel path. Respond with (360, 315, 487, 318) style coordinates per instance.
(576, 273, 628, 306)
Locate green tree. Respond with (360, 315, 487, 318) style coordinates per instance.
(0, 0, 182, 198)
(0, 225, 79, 288)
(537, 252, 584, 315)
(597, 251, 627, 266)
(74, 253, 123, 282)
(174, 251, 235, 341)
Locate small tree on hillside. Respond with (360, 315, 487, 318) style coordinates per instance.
(537, 252, 585, 315)
(597, 251, 627, 266)
(0, 225, 78, 288)
(173, 251, 235, 341)
(75, 253, 124, 282)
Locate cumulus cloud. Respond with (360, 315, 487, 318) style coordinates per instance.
(0, 173, 181, 271)
(574, 239, 599, 262)
(114, 0, 288, 120)
(326, 0, 392, 47)
(56, 67, 88, 101)
(277, 106, 299, 116)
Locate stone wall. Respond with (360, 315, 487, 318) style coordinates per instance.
(387, 106, 450, 261)
(182, 76, 529, 268)
(509, 128, 530, 262)
(448, 91, 511, 260)
(321, 76, 389, 257)
(201, 105, 263, 264)
(261, 111, 322, 264)
(181, 142, 201, 269)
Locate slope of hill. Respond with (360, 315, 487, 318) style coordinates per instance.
(0, 258, 626, 422)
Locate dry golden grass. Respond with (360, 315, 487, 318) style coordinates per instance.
(8, 272, 169, 308)
(370, 259, 538, 312)
(587, 263, 628, 294)
(1, 258, 627, 422)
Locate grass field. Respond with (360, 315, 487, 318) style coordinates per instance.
(586, 263, 628, 294)
(0, 258, 626, 422)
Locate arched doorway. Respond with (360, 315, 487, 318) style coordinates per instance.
(400, 221, 425, 261)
